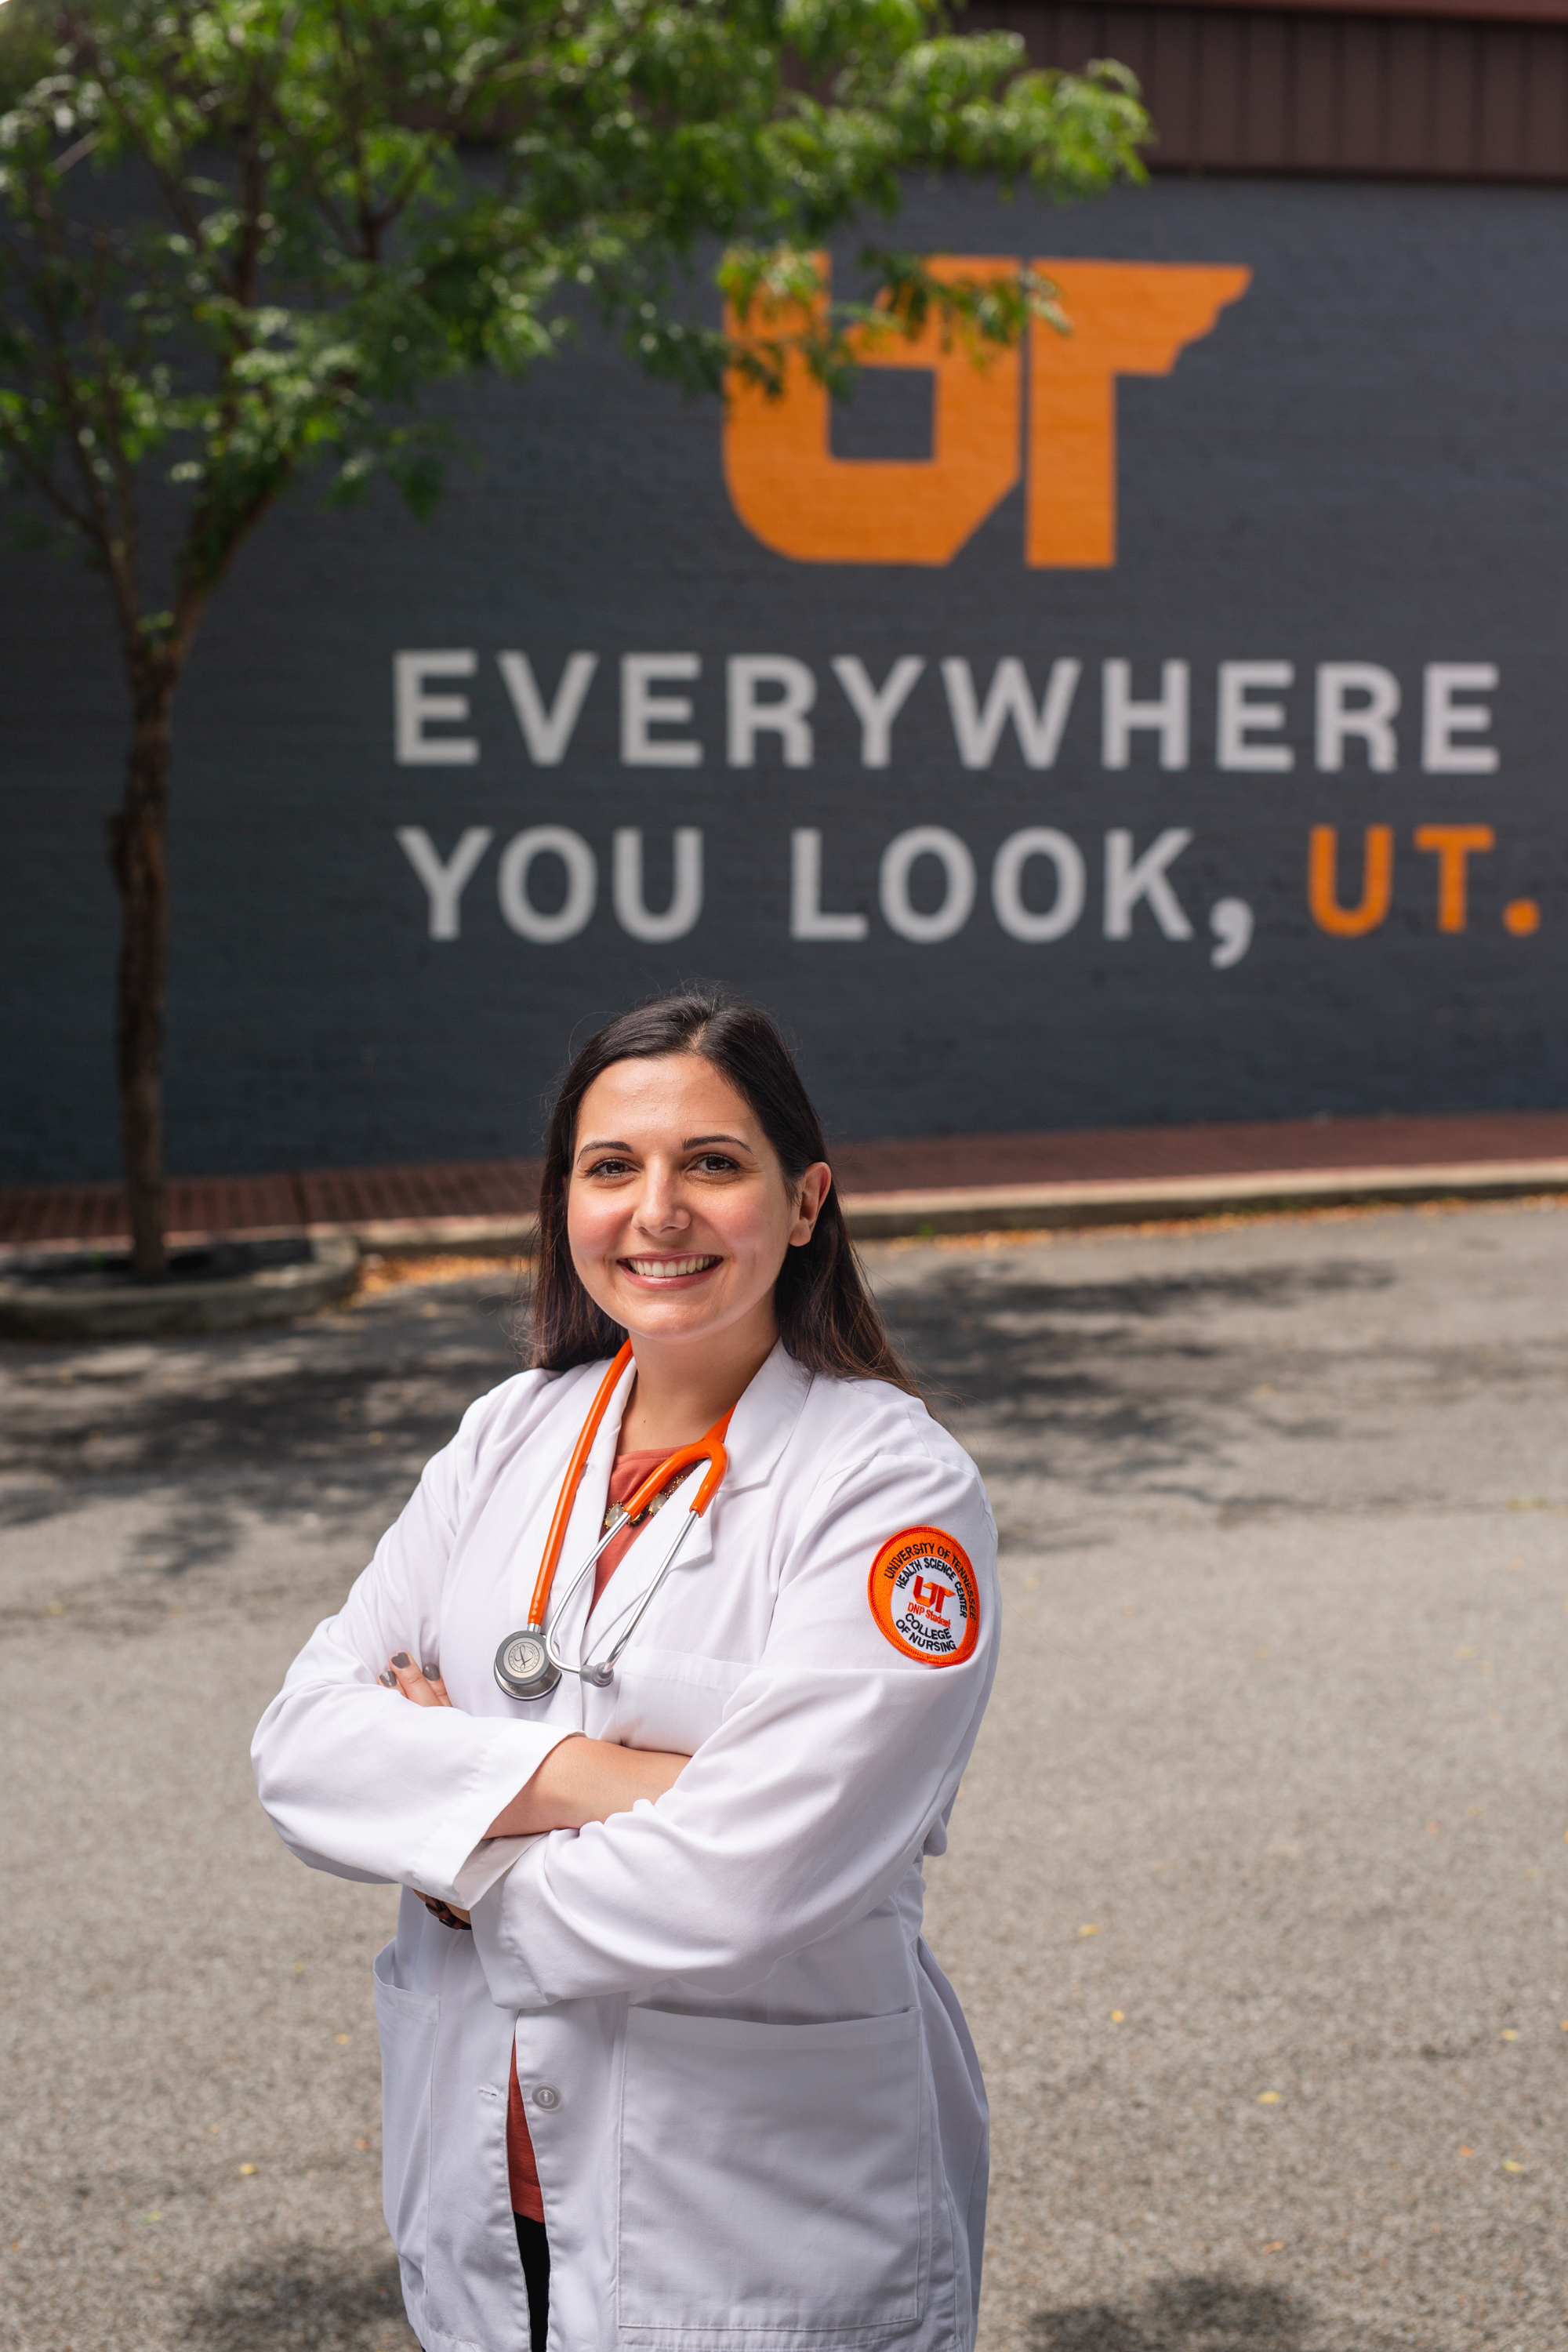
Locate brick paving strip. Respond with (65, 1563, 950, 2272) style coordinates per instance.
(5, 1107, 1568, 1256)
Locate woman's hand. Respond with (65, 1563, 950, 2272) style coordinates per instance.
(381, 1653, 450, 1707)
(416, 1893, 473, 1929)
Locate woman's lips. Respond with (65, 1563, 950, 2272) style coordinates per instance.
(619, 1254, 721, 1281)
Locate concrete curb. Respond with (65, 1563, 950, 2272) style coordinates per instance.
(335, 1214, 538, 1257)
(8, 1158, 1568, 1283)
(303, 1154, 1568, 1253)
(0, 1233, 360, 1340)
(836, 1156, 1568, 1237)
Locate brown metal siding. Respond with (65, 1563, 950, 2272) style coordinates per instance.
(978, 1, 1568, 176)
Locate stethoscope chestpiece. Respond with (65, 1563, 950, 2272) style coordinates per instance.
(493, 1631, 562, 1703)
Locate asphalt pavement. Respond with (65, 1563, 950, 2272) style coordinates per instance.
(3, 1203, 1566, 2352)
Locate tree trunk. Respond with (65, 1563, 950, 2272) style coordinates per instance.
(107, 662, 177, 1281)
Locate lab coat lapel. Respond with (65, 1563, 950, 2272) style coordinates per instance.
(722, 1340, 814, 1494)
(622, 1340, 815, 1595)
(573, 1345, 818, 1656)
(586, 1345, 811, 1640)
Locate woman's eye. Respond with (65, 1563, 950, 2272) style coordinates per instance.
(584, 1156, 635, 1178)
(691, 1153, 741, 1174)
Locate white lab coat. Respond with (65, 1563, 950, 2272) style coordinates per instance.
(252, 1341, 1000, 2352)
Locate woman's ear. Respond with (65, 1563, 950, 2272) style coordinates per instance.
(789, 1163, 833, 1247)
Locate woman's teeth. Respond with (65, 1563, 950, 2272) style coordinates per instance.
(625, 1256, 720, 1279)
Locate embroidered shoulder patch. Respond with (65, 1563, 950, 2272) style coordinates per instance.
(867, 1526, 980, 1667)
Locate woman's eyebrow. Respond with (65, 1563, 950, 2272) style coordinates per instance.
(683, 1133, 752, 1149)
(576, 1138, 633, 1155)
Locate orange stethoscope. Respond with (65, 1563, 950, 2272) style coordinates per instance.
(492, 1342, 734, 1703)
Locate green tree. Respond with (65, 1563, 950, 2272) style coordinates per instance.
(0, 0, 1147, 1275)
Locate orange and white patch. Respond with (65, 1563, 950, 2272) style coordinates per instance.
(867, 1526, 980, 1667)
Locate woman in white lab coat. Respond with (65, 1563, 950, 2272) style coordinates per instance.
(253, 989, 999, 2352)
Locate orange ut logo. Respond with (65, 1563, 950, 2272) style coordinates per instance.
(911, 1576, 950, 1619)
(724, 258, 1250, 568)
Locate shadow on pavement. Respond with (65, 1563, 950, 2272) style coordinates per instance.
(182, 2242, 417, 2351)
(884, 1257, 1394, 1403)
(878, 1258, 1399, 1502)
(1028, 2273, 1418, 2350)
(0, 1281, 521, 1546)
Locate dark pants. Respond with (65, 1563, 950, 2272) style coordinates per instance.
(514, 2213, 550, 2352)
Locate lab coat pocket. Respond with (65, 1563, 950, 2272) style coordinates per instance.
(372, 1940, 440, 2274)
(617, 2005, 927, 2339)
(609, 1647, 748, 1757)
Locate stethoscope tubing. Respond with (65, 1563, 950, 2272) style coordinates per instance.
(524, 1342, 636, 1634)
(493, 1345, 733, 1703)
(542, 1470, 705, 1688)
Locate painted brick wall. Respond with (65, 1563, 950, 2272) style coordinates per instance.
(2, 176, 1563, 1184)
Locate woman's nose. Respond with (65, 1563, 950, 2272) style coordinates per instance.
(634, 1172, 691, 1235)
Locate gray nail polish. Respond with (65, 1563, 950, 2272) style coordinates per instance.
(422, 1664, 439, 1679)
(378, 1671, 396, 1687)
(391, 1652, 412, 1669)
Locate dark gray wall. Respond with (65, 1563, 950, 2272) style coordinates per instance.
(2, 176, 1564, 1185)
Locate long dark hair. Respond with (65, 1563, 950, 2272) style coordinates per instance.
(527, 989, 917, 1396)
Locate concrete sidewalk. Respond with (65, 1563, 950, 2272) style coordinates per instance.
(3, 1197, 1567, 2352)
(7, 1106, 1568, 1254)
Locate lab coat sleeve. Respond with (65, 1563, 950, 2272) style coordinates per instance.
(469, 1442, 998, 2009)
(251, 1388, 577, 1909)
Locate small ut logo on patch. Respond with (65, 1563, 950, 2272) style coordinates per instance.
(724, 258, 1250, 569)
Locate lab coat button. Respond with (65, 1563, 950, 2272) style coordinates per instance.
(532, 2083, 561, 2111)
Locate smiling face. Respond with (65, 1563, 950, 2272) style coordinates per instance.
(566, 1054, 829, 1363)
